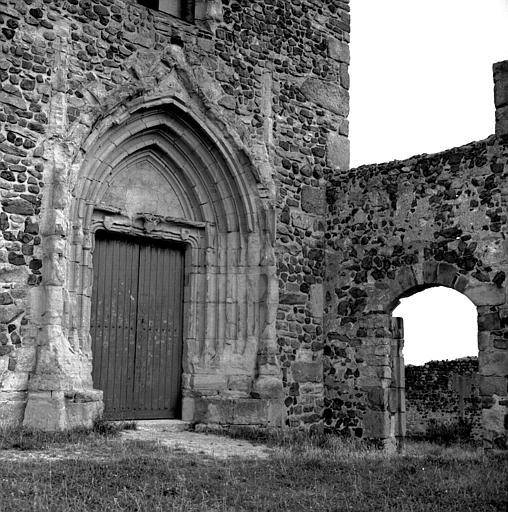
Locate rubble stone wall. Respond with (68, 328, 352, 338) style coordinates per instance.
(0, 0, 350, 429)
(405, 358, 482, 439)
(325, 61, 508, 447)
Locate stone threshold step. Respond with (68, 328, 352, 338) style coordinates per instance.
(112, 419, 190, 432)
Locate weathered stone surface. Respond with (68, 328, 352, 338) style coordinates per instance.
(0, 391, 27, 427)
(324, 63, 508, 445)
(2, 199, 34, 215)
(494, 60, 508, 109)
(465, 283, 506, 306)
(301, 185, 325, 215)
(479, 376, 506, 396)
(291, 210, 315, 231)
(292, 361, 323, 383)
(279, 293, 307, 305)
(328, 37, 350, 64)
(300, 78, 349, 117)
(190, 397, 284, 427)
(0, 92, 26, 110)
(309, 284, 324, 319)
(0, 0, 505, 450)
(327, 132, 350, 171)
(478, 349, 508, 377)
(363, 410, 392, 438)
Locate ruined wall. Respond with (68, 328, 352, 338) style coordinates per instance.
(0, 0, 350, 429)
(405, 358, 482, 439)
(325, 61, 508, 447)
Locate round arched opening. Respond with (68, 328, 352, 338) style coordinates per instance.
(392, 286, 481, 442)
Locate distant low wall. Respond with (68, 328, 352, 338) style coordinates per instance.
(405, 357, 482, 439)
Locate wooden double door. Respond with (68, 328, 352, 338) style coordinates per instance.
(91, 232, 184, 420)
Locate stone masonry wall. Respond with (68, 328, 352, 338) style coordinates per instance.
(325, 67, 508, 446)
(405, 357, 482, 439)
(0, 0, 351, 428)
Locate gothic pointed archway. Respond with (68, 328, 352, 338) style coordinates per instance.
(23, 98, 283, 429)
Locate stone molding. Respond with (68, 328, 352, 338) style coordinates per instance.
(22, 89, 283, 428)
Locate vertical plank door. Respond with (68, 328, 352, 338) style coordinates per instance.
(91, 232, 184, 420)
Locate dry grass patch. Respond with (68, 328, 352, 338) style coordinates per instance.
(0, 425, 506, 512)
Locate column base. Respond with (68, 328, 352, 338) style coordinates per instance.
(23, 389, 103, 431)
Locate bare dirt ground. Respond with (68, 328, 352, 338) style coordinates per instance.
(121, 428, 273, 459)
(0, 422, 273, 462)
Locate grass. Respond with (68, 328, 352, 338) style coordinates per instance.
(0, 424, 506, 511)
(0, 419, 136, 450)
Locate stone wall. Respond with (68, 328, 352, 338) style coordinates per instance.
(0, 0, 350, 429)
(405, 357, 482, 439)
(325, 61, 508, 447)
(0, 0, 505, 448)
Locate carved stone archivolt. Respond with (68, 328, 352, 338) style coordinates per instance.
(22, 91, 282, 429)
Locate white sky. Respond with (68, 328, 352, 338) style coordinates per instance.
(350, 0, 508, 167)
(392, 288, 477, 365)
(349, 0, 508, 364)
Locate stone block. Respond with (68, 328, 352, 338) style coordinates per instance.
(309, 284, 323, 319)
(328, 37, 350, 63)
(23, 391, 67, 430)
(226, 375, 252, 396)
(291, 210, 315, 230)
(252, 374, 284, 399)
(0, 391, 26, 426)
(234, 399, 269, 425)
(301, 185, 325, 215)
(66, 398, 103, 429)
(267, 399, 286, 427)
(478, 331, 490, 351)
(326, 132, 350, 171)
(362, 410, 392, 438)
(0, 92, 26, 110)
(280, 292, 307, 305)
(190, 373, 227, 394)
(389, 388, 405, 413)
(437, 262, 459, 287)
(300, 78, 349, 117)
(478, 348, 508, 377)
(422, 261, 438, 283)
(494, 61, 508, 108)
(0, 371, 28, 391)
(478, 312, 501, 331)
(292, 361, 323, 383)
(479, 376, 506, 396)
(391, 317, 404, 339)
(193, 398, 235, 424)
(495, 106, 508, 136)
(482, 397, 506, 442)
(464, 283, 505, 306)
(181, 396, 195, 422)
(0, 304, 23, 324)
(366, 387, 389, 410)
(395, 266, 417, 293)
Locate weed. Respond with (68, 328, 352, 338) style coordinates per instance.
(91, 419, 137, 437)
(0, 420, 137, 451)
(424, 418, 475, 446)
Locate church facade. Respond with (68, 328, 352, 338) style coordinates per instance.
(0, 0, 506, 448)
